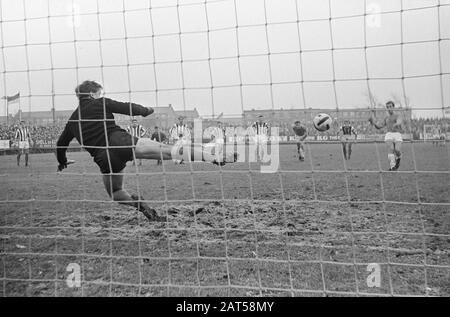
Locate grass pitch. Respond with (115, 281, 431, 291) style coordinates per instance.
(1, 143, 449, 296)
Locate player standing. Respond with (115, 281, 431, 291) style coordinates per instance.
(170, 116, 191, 164)
(337, 120, 357, 161)
(151, 126, 167, 165)
(292, 121, 307, 161)
(15, 121, 31, 167)
(170, 116, 191, 143)
(126, 119, 147, 166)
(369, 101, 404, 171)
(252, 115, 269, 161)
(56, 81, 236, 222)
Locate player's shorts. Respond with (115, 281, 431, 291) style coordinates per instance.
(341, 135, 356, 143)
(18, 141, 30, 150)
(384, 132, 403, 143)
(93, 131, 139, 174)
(254, 135, 268, 144)
(294, 135, 306, 143)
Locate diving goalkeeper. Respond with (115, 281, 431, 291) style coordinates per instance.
(56, 81, 236, 222)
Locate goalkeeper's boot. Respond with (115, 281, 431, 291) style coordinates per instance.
(131, 195, 166, 222)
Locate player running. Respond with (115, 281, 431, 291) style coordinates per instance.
(292, 121, 307, 161)
(369, 101, 404, 171)
(56, 81, 237, 222)
(252, 115, 269, 161)
(337, 120, 357, 161)
(126, 119, 147, 166)
(15, 121, 32, 167)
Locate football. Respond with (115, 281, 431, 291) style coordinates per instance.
(313, 113, 333, 132)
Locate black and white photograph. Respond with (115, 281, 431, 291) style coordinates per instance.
(0, 0, 449, 300)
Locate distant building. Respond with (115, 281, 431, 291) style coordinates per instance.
(243, 107, 413, 125)
(13, 109, 73, 125)
(174, 108, 200, 122)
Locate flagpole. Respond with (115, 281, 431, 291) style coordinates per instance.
(18, 93, 22, 122)
(6, 98, 9, 126)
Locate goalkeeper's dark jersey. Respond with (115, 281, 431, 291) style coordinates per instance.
(57, 97, 151, 165)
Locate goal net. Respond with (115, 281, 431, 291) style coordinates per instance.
(1, 0, 449, 297)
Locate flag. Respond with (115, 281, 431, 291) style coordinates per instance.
(2, 92, 20, 104)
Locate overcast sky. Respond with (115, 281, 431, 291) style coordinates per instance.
(1, 0, 449, 118)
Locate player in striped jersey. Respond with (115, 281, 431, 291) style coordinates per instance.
(203, 122, 228, 165)
(337, 121, 357, 161)
(127, 119, 147, 166)
(252, 115, 269, 161)
(127, 119, 147, 139)
(170, 117, 191, 164)
(292, 121, 307, 161)
(15, 121, 32, 167)
(170, 116, 191, 142)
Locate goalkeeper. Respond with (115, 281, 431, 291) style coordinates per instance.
(56, 81, 236, 222)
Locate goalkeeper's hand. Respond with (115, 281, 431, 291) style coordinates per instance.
(57, 160, 75, 172)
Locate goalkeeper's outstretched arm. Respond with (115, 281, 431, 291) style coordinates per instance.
(56, 124, 75, 171)
(104, 98, 154, 117)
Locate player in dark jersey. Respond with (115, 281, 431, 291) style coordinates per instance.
(56, 81, 237, 222)
(369, 101, 405, 171)
(170, 117, 191, 164)
(337, 120, 357, 160)
(292, 121, 307, 161)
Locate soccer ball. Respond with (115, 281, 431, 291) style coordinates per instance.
(313, 113, 333, 132)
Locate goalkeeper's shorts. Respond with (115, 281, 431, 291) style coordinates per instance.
(94, 131, 139, 174)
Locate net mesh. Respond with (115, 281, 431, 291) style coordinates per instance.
(1, 0, 449, 297)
